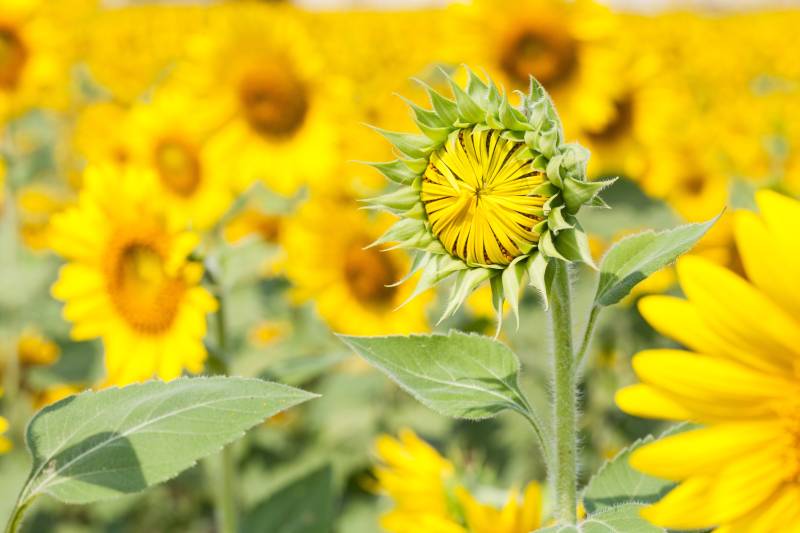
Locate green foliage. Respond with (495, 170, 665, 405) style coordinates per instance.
(582, 435, 676, 514)
(15, 377, 316, 506)
(338, 331, 532, 420)
(241, 465, 334, 533)
(535, 504, 665, 532)
(594, 216, 719, 307)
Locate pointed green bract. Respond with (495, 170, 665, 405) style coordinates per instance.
(366, 67, 608, 323)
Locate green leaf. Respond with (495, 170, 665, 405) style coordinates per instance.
(535, 504, 664, 532)
(583, 434, 677, 514)
(594, 216, 720, 307)
(241, 465, 333, 533)
(338, 331, 531, 420)
(17, 377, 317, 505)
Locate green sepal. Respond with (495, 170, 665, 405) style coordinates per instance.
(465, 66, 490, 104)
(414, 78, 460, 126)
(365, 159, 421, 186)
(554, 226, 596, 268)
(396, 253, 468, 310)
(501, 130, 526, 143)
(562, 176, 617, 214)
(490, 274, 505, 337)
(418, 123, 453, 144)
(398, 95, 448, 129)
(536, 120, 561, 158)
(439, 267, 493, 322)
(443, 70, 485, 124)
(546, 154, 565, 188)
(387, 251, 431, 288)
(526, 251, 550, 308)
(364, 186, 419, 212)
(559, 143, 590, 181)
(368, 218, 426, 248)
(501, 256, 528, 329)
(531, 154, 548, 171)
(531, 181, 558, 197)
(500, 94, 533, 131)
(404, 157, 429, 174)
(547, 204, 573, 232)
(370, 126, 434, 159)
(539, 230, 568, 261)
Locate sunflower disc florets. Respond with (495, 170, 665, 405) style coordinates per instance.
(366, 67, 613, 325)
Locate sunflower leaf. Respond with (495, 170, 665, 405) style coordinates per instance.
(338, 331, 533, 421)
(582, 426, 687, 514)
(534, 504, 665, 532)
(594, 215, 720, 307)
(15, 377, 316, 505)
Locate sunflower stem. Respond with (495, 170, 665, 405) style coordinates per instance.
(206, 275, 238, 533)
(549, 261, 578, 525)
(575, 305, 601, 375)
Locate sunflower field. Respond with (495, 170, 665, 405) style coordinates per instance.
(0, 0, 799, 532)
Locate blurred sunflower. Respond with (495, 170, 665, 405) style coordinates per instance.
(281, 197, 429, 335)
(374, 429, 542, 533)
(459, 0, 619, 135)
(71, 101, 131, 170)
(122, 90, 234, 230)
(176, 4, 343, 196)
(0, 0, 78, 120)
(48, 165, 217, 385)
(616, 191, 800, 531)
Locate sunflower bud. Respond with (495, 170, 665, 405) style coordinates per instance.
(366, 67, 612, 326)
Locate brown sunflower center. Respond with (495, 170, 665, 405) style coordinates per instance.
(680, 174, 706, 197)
(154, 138, 202, 197)
(238, 66, 308, 140)
(500, 27, 578, 88)
(0, 26, 28, 90)
(343, 242, 398, 308)
(106, 239, 185, 334)
(586, 95, 634, 143)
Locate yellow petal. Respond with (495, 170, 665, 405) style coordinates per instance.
(614, 384, 692, 421)
(630, 421, 785, 481)
(677, 256, 800, 372)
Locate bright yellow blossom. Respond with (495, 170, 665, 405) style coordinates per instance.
(176, 3, 343, 197)
(374, 429, 542, 533)
(617, 190, 800, 531)
(281, 197, 429, 336)
(48, 165, 217, 386)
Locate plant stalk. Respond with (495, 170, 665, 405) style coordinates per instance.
(208, 278, 237, 533)
(549, 261, 579, 525)
(4, 496, 34, 533)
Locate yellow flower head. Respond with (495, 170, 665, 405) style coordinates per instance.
(281, 197, 430, 336)
(457, 483, 542, 533)
(48, 165, 217, 386)
(0, 0, 91, 120)
(616, 190, 800, 530)
(374, 429, 456, 529)
(374, 429, 543, 533)
(175, 3, 342, 197)
(367, 67, 609, 323)
(17, 328, 59, 366)
(458, 0, 620, 135)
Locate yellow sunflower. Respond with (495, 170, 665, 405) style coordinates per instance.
(616, 190, 800, 531)
(48, 165, 217, 386)
(175, 3, 343, 197)
(458, 0, 620, 136)
(122, 90, 234, 230)
(0, 0, 80, 120)
(281, 196, 429, 336)
(374, 429, 542, 533)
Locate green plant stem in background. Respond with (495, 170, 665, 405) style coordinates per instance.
(4, 496, 34, 533)
(549, 261, 579, 525)
(207, 279, 238, 533)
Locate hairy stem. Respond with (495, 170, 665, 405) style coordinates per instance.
(549, 261, 578, 525)
(4, 496, 34, 533)
(575, 305, 601, 374)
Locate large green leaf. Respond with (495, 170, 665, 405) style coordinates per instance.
(582, 435, 676, 514)
(241, 465, 334, 533)
(17, 377, 317, 505)
(594, 216, 718, 307)
(535, 504, 664, 532)
(338, 331, 531, 420)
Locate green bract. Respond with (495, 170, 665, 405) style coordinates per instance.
(365, 67, 613, 326)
